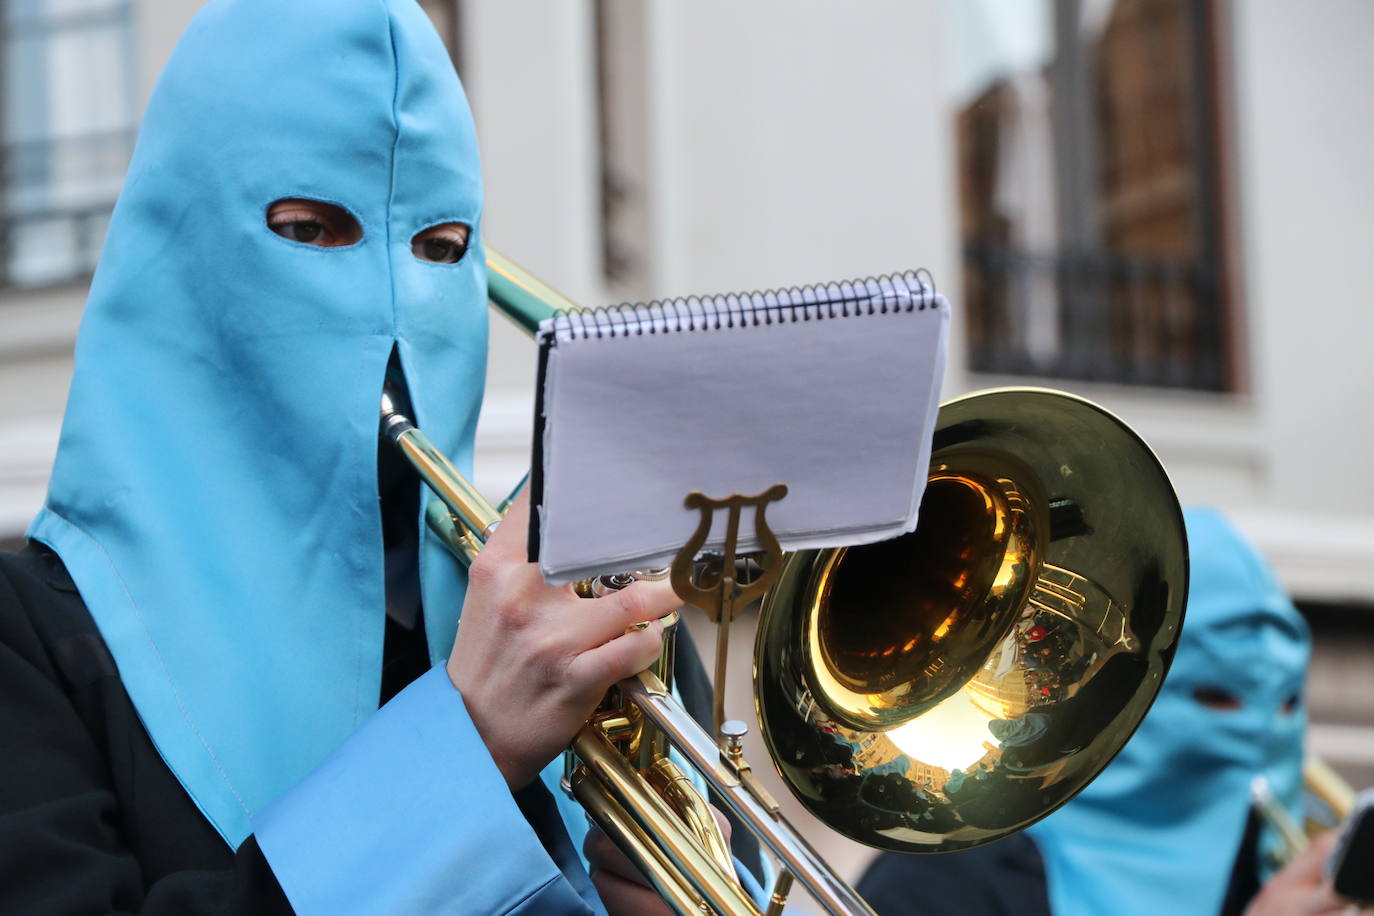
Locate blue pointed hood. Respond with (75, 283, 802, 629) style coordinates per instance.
(1028, 508, 1310, 915)
(29, 0, 487, 846)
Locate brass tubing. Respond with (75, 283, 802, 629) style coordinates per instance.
(765, 870, 795, 916)
(574, 726, 763, 916)
(639, 614, 680, 774)
(712, 606, 730, 740)
(485, 248, 572, 337)
(571, 768, 708, 916)
(1253, 775, 1307, 863)
(622, 673, 876, 916)
(1305, 756, 1356, 820)
(392, 426, 500, 540)
(647, 757, 735, 877)
(424, 501, 481, 564)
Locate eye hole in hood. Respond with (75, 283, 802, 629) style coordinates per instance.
(411, 221, 471, 264)
(1192, 686, 1243, 711)
(266, 198, 363, 247)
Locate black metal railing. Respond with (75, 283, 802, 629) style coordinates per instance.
(964, 241, 1226, 391)
(1, 128, 134, 290)
(2, 1, 133, 38)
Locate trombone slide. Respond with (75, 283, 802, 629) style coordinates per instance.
(623, 672, 877, 916)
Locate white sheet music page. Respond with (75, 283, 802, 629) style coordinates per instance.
(531, 274, 949, 584)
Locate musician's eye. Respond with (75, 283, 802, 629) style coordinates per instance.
(277, 221, 324, 243)
(1193, 686, 1242, 710)
(1281, 693, 1299, 715)
(266, 199, 362, 248)
(412, 222, 470, 264)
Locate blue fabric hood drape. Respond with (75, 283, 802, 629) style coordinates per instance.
(1028, 508, 1310, 915)
(29, 0, 487, 846)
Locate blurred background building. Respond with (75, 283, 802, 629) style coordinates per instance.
(3, 0, 1371, 888)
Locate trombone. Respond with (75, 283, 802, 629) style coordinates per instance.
(380, 249, 1190, 914)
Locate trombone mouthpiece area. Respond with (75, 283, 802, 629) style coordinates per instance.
(379, 385, 415, 442)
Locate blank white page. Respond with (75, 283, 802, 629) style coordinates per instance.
(532, 274, 948, 584)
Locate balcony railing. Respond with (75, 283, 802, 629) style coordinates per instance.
(964, 241, 1226, 391)
(1, 128, 134, 290)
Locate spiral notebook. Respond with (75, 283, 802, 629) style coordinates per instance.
(529, 271, 949, 584)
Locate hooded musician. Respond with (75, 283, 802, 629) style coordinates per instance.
(0, 1, 715, 913)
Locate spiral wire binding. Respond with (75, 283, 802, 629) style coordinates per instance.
(550, 269, 938, 340)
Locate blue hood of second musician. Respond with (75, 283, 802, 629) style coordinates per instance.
(1028, 508, 1310, 915)
(29, 0, 487, 845)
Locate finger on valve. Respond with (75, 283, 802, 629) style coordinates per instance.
(575, 578, 682, 647)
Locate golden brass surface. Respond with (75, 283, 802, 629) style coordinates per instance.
(423, 501, 481, 564)
(754, 387, 1188, 854)
(671, 487, 789, 625)
(623, 673, 876, 915)
(574, 726, 762, 915)
(803, 457, 1044, 731)
(571, 769, 708, 915)
(1304, 756, 1356, 823)
(1255, 757, 1358, 867)
(486, 247, 582, 324)
(395, 426, 499, 537)
(671, 486, 788, 740)
(766, 871, 795, 916)
(1252, 775, 1307, 868)
(647, 757, 736, 877)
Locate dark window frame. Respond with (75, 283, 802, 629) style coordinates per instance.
(960, 0, 1239, 392)
(1, 0, 137, 292)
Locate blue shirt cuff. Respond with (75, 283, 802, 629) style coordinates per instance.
(254, 667, 594, 915)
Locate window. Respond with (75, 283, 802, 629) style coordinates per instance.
(953, 0, 1232, 390)
(2, 0, 137, 290)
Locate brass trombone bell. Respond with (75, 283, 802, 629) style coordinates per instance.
(756, 387, 1189, 854)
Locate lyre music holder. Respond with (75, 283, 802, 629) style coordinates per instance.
(669, 483, 788, 739)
